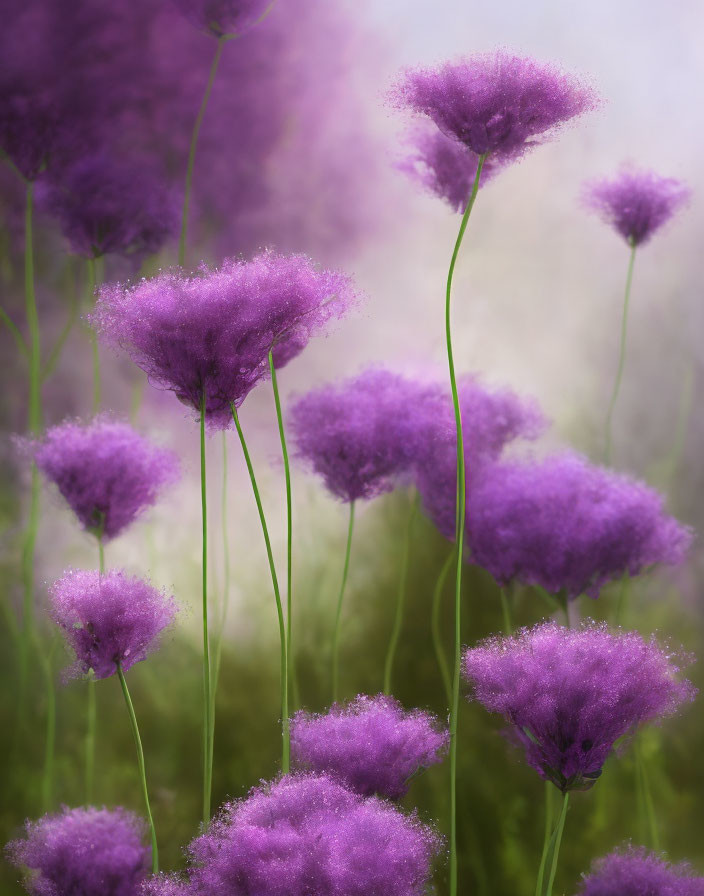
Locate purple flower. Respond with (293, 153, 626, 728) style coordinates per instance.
(171, 0, 272, 36)
(37, 153, 179, 260)
(290, 694, 448, 800)
(6, 805, 150, 896)
(49, 569, 177, 680)
(463, 622, 695, 792)
(577, 847, 704, 896)
(466, 453, 692, 598)
(391, 51, 597, 167)
(31, 417, 179, 541)
(144, 774, 441, 896)
(583, 167, 691, 247)
(92, 252, 358, 430)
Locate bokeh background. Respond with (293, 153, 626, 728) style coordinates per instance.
(2, 0, 703, 894)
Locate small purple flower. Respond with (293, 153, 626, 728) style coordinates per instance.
(391, 51, 596, 166)
(171, 0, 272, 37)
(290, 694, 448, 800)
(463, 622, 695, 792)
(144, 774, 441, 896)
(49, 569, 177, 680)
(583, 167, 691, 247)
(37, 153, 179, 261)
(466, 453, 692, 598)
(577, 847, 704, 896)
(31, 417, 179, 541)
(6, 805, 150, 896)
(92, 252, 358, 430)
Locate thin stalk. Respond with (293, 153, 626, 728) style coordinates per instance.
(85, 674, 96, 802)
(230, 402, 289, 771)
(447, 152, 487, 896)
(0, 306, 29, 357)
(614, 574, 630, 626)
(431, 551, 454, 708)
(41, 296, 79, 382)
(85, 258, 100, 415)
(332, 501, 355, 703)
(535, 782, 554, 896)
(200, 394, 213, 824)
(117, 665, 159, 873)
(636, 739, 660, 851)
(383, 492, 419, 695)
(604, 241, 636, 464)
(211, 432, 230, 709)
(178, 36, 226, 267)
(544, 792, 570, 896)
(499, 586, 513, 636)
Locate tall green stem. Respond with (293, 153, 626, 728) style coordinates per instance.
(534, 783, 554, 896)
(544, 792, 570, 896)
(86, 532, 104, 802)
(178, 36, 226, 267)
(604, 241, 636, 464)
(383, 492, 419, 695)
(332, 501, 355, 703)
(200, 394, 213, 823)
(230, 403, 289, 771)
(211, 432, 230, 716)
(431, 551, 454, 708)
(447, 152, 486, 896)
(117, 666, 159, 873)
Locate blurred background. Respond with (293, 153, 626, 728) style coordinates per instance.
(1, 0, 703, 893)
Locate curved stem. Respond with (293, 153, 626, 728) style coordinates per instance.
(604, 242, 636, 464)
(230, 402, 289, 771)
(332, 501, 355, 703)
(0, 306, 28, 357)
(545, 792, 570, 896)
(383, 492, 419, 695)
(499, 586, 513, 636)
(200, 394, 213, 824)
(447, 152, 486, 896)
(117, 666, 159, 873)
(431, 550, 454, 708)
(178, 36, 226, 267)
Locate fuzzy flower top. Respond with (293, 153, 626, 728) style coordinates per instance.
(31, 418, 179, 541)
(466, 453, 692, 598)
(6, 805, 150, 896)
(577, 847, 704, 896)
(143, 774, 441, 896)
(290, 694, 448, 800)
(93, 253, 358, 429)
(392, 51, 596, 165)
(463, 622, 695, 792)
(171, 0, 272, 37)
(583, 167, 691, 247)
(49, 569, 177, 680)
(38, 153, 179, 261)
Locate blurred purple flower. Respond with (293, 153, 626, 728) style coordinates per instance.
(391, 51, 597, 169)
(49, 568, 177, 679)
(144, 774, 441, 896)
(577, 847, 704, 896)
(171, 0, 272, 36)
(92, 253, 358, 430)
(37, 153, 179, 260)
(466, 452, 692, 598)
(290, 694, 448, 800)
(6, 805, 150, 896)
(31, 417, 179, 540)
(463, 622, 695, 792)
(583, 167, 691, 247)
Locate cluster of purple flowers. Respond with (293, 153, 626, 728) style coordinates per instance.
(577, 847, 704, 896)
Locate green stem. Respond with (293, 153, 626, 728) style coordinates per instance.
(85, 257, 101, 415)
(604, 241, 636, 464)
(535, 782, 555, 896)
(383, 492, 419, 695)
(230, 402, 289, 771)
(178, 36, 226, 267)
(431, 551, 454, 708)
(332, 501, 355, 703)
(200, 394, 213, 824)
(41, 295, 79, 382)
(86, 674, 96, 802)
(447, 152, 486, 896)
(544, 792, 570, 896)
(500, 586, 513, 636)
(614, 574, 630, 626)
(0, 306, 29, 357)
(636, 739, 660, 851)
(117, 666, 159, 873)
(39, 639, 56, 812)
(211, 431, 230, 720)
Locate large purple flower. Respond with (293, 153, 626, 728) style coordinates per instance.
(92, 252, 358, 429)
(49, 569, 177, 680)
(171, 0, 272, 36)
(466, 452, 692, 598)
(463, 622, 695, 792)
(577, 847, 704, 896)
(6, 805, 150, 896)
(583, 167, 691, 247)
(291, 694, 448, 800)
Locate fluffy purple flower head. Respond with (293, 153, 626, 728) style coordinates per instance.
(31, 418, 179, 541)
(391, 51, 597, 165)
(290, 694, 449, 800)
(93, 253, 357, 429)
(467, 453, 692, 598)
(6, 805, 150, 896)
(463, 622, 695, 792)
(577, 847, 704, 896)
(583, 167, 691, 247)
(37, 154, 179, 260)
(49, 569, 177, 680)
(144, 774, 441, 896)
(171, 0, 272, 37)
